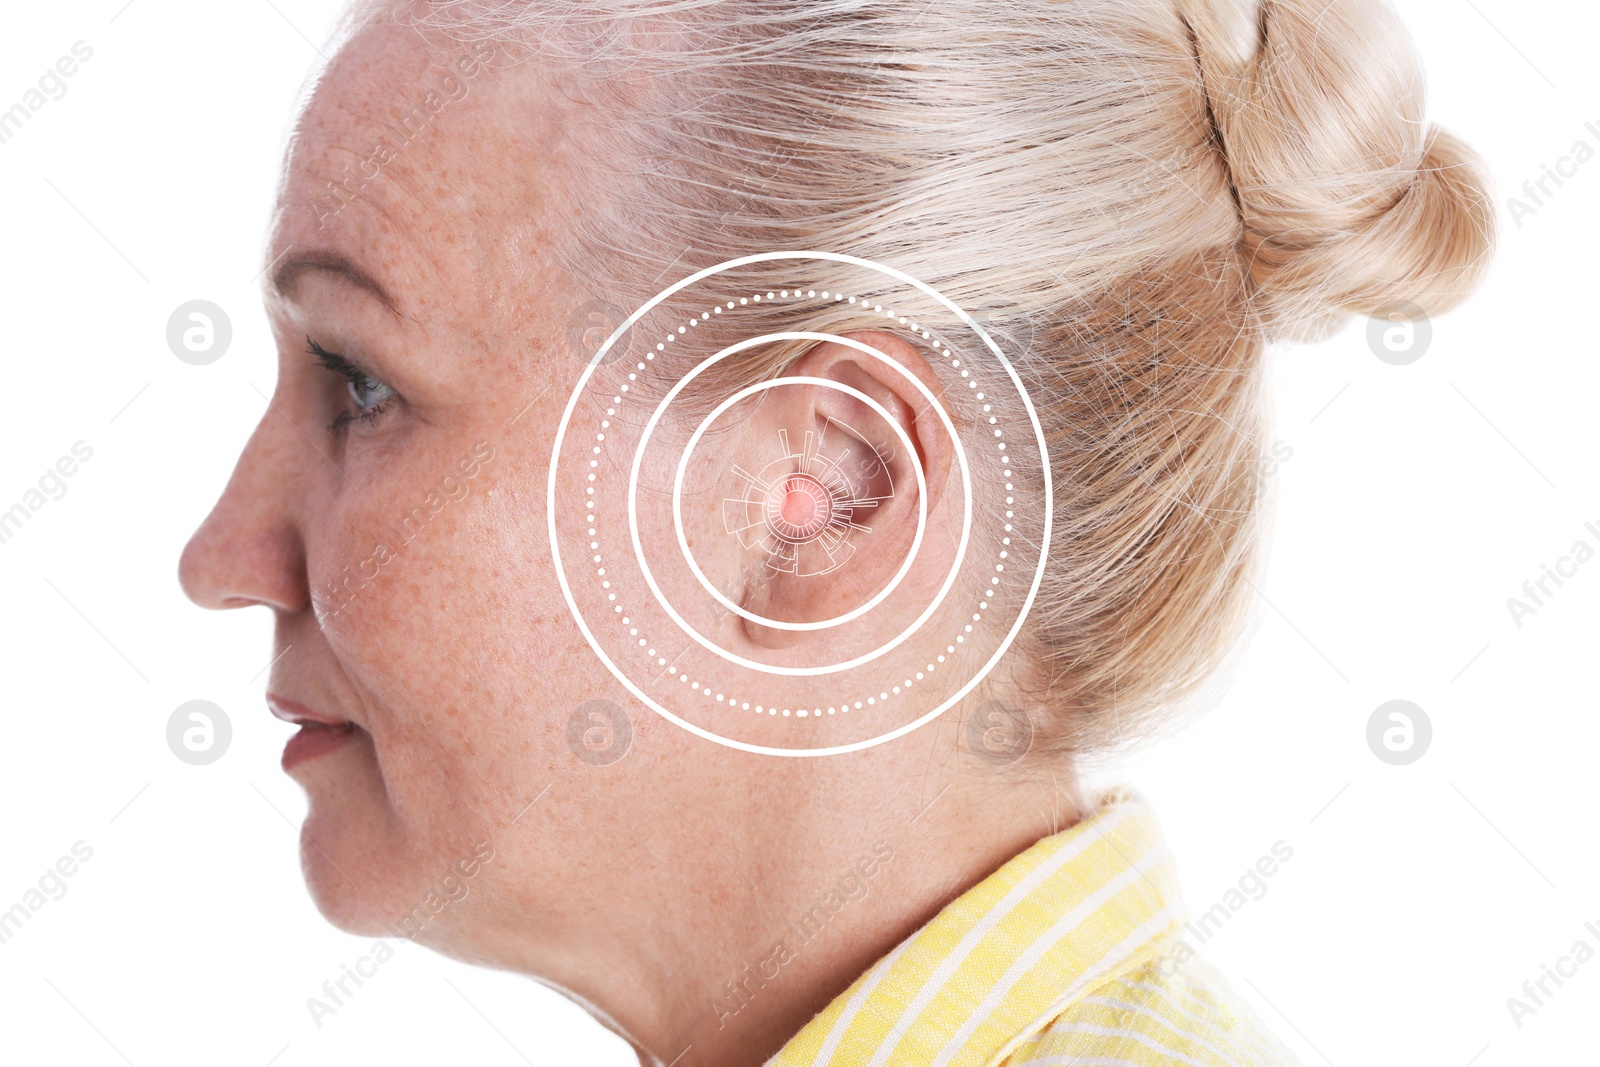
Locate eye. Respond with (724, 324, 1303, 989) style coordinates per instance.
(307, 337, 398, 432)
(344, 368, 395, 412)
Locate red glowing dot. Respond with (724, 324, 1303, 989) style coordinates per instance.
(781, 486, 816, 526)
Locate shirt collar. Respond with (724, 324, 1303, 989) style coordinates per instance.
(769, 789, 1184, 1067)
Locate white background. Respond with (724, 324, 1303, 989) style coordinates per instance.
(0, 1, 1593, 1064)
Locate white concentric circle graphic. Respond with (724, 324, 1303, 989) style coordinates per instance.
(673, 376, 927, 632)
(546, 252, 1054, 757)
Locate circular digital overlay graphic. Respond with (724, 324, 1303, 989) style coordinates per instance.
(674, 375, 928, 633)
(546, 252, 1052, 756)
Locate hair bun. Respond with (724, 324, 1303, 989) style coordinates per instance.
(1183, 0, 1495, 336)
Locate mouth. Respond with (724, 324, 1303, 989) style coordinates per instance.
(268, 693, 361, 773)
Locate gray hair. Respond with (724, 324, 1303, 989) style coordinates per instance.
(405, 0, 1494, 757)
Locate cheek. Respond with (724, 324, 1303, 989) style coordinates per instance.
(308, 441, 587, 806)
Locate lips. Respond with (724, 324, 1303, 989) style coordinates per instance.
(268, 693, 360, 772)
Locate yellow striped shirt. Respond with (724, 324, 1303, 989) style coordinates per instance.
(769, 790, 1300, 1067)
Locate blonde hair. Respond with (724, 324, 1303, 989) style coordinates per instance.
(412, 0, 1494, 756)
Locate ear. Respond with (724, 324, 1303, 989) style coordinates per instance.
(734, 329, 952, 649)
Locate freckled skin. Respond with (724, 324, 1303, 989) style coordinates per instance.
(179, 11, 1076, 1065)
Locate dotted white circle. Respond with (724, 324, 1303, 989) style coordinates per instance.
(547, 252, 1052, 756)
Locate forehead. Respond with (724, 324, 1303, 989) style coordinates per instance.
(269, 15, 579, 331)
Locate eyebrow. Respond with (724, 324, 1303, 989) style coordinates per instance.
(272, 250, 403, 319)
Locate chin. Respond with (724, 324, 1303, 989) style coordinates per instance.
(297, 818, 511, 972)
(291, 741, 504, 958)
(297, 813, 406, 938)
(290, 735, 417, 938)
(299, 843, 389, 937)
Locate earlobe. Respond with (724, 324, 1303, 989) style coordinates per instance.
(733, 329, 952, 649)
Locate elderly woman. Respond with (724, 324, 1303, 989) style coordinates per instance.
(180, 0, 1492, 1063)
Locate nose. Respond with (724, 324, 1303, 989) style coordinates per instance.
(179, 407, 310, 614)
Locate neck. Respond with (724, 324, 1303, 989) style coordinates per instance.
(594, 742, 1086, 1067)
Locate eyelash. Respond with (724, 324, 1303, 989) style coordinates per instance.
(307, 337, 397, 433)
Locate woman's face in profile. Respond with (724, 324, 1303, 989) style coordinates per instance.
(181, 8, 979, 996)
(181, 17, 632, 949)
